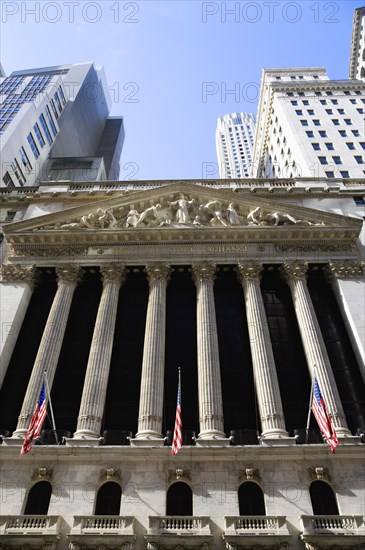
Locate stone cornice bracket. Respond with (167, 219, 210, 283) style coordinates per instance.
(191, 263, 217, 285)
(168, 469, 191, 484)
(236, 261, 262, 281)
(238, 468, 261, 483)
(99, 468, 122, 483)
(100, 264, 127, 287)
(145, 263, 172, 284)
(31, 467, 53, 482)
(326, 259, 365, 279)
(280, 260, 308, 283)
(307, 467, 331, 483)
(0, 264, 39, 288)
(56, 265, 84, 286)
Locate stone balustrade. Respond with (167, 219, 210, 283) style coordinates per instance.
(0, 515, 62, 535)
(224, 515, 289, 534)
(300, 514, 365, 535)
(148, 515, 211, 534)
(71, 515, 135, 535)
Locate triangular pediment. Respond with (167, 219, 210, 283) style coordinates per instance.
(2, 182, 362, 261)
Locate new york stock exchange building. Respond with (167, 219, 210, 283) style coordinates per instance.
(0, 178, 364, 550)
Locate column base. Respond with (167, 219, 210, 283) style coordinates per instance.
(66, 437, 101, 447)
(10, 430, 27, 439)
(337, 435, 363, 445)
(130, 438, 165, 447)
(2, 437, 23, 446)
(196, 438, 231, 447)
(135, 430, 164, 440)
(260, 436, 297, 447)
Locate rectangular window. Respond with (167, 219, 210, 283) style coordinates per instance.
(325, 171, 335, 177)
(27, 132, 40, 159)
(352, 130, 360, 136)
(11, 158, 25, 185)
(325, 109, 333, 114)
(19, 146, 32, 172)
(54, 91, 63, 112)
(302, 100, 309, 105)
(45, 105, 57, 137)
(307, 109, 315, 115)
(325, 143, 334, 150)
(360, 142, 365, 149)
(346, 142, 355, 150)
(318, 156, 327, 164)
(331, 99, 338, 105)
(355, 156, 364, 164)
(39, 114, 53, 145)
(353, 196, 365, 205)
(2, 171, 15, 187)
(320, 100, 327, 105)
(291, 100, 298, 106)
(50, 99, 59, 119)
(306, 130, 314, 137)
(319, 130, 327, 137)
(340, 171, 350, 178)
(33, 122, 45, 148)
(350, 99, 357, 104)
(58, 85, 66, 106)
(295, 110, 303, 115)
(339, 130, 347, 136)
(312, 143, 321, 150)
(357, 108, 364, 114)
(300, 120, 308, 126)
(313, 119, 320, 126)
(344, 118, 352, 125)
(332, 156, 342, 164)
(332, 119, 340, 125)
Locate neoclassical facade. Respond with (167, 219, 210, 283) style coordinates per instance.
(0, 179, 364, 550)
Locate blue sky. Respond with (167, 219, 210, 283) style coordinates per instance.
(1, 0, 361, 181)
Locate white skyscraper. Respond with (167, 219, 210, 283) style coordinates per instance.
(0, 62, 124, 187)
(252, 68, 365, 179)
(216, 112, 255, 178)
(349, 6, 365, 81)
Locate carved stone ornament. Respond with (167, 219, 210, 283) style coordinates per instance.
(99, 468, 122, 483)
(37, 194, 322, 232)
(0, 264, 38, 287)
(307, 467, 331, 482)
(100, 264, 126, 287)
(31, 467, 53, 481)
(56, 265, 83, 285)
(145, 263, 172, 284)
(238, 468, 261, 483)
(280, 260, 308, 283)
(168, 469, 191, 484)
(191, 263, 217, 284)
(327, 259, 365, 279)
(236, 261, 262, 282)
(275, 243, 354, 253)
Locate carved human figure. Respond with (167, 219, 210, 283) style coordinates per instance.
(169, 195, 195, 224)
(97, 208, 118, 228)
(158, 214, 172, 227)
(226, 203, 241, 225)
(61, 212, 96, 230)
(193, 215, 203, 227)
(125, 206, 140, 228)
(135, 204, 161, 227)
(203, 200, 227, 227)
(247, 206, 263, 225)
(264, 211, 298, 226)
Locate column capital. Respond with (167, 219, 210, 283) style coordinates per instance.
(0, 264, 38, 287)
(191, 263, 217, 285)
(327, 259, 365, 279)
(56, 265, 83, 286)
(281, 260, 308, 283)
(100, 264, 126, 287)
(237, 261, 262, 282)
(145, 262, 172, 284)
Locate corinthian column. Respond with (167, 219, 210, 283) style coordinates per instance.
(135, 263, 171, 439)
(74, 265, 126, 439)
(237, 262, 288, 439)
(13, 265, 82, 438)
(326, 260, 365, 377)
(281, 261, 350, 436)
(191, 263, 225, 439)
(0, 264, 38, 391)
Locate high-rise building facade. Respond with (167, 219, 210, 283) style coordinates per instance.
(252, 68, 365, 179)
(216, 112, 255, 178)
(349, 6, 365, 81)
(0, 63, 124, 187)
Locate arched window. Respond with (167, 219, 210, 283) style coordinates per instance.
(95, 482, 121, 516)
(310, 480, 339, 515)
(238, 482, 265, 516)
(166, 482, 192, 516)
(24, 481, 52, 515)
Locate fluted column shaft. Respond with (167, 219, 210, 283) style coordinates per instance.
(136, 263, 171, 439)
(192, 263, 225, 439)
(281, 261, 350, 436)
(74, 265, 126, 438)
(0, 265, 38, 391)
(237, 262, 288, 438)
(13, 265, 81, 437)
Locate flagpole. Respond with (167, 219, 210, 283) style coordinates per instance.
(305, 366, 316, 444)
(44, 371, 59, 445)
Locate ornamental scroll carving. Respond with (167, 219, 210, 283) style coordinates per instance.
(327, 260, 365, 279)
(0, 264, 38, 286)
(37, 195, 324, 231)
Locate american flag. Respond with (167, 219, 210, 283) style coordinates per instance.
(20, 383, 47, 455)
(312, 377, 338, 453)
(171, 369, 182, 455)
